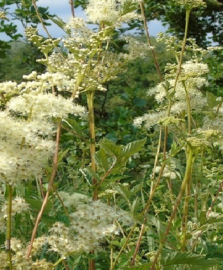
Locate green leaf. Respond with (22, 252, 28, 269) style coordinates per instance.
(80, 167, 101, 184)
(119, 138, 146, 159)
(58, 148, 69, 163)
(63, 118, 83, 137)
(206, 91, 221, 109)
(47, 14, 66, 30)
(94, 148, 110, 173)
(162, 252, 220, 269)
(123, 263, 153, 270)
(26, 198, 52, 213)
(114, 184, 132, 201)
(100, 138, 123, 157)
(133, 97, 147, 107)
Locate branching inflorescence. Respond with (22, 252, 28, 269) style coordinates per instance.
(0, 0, 223, 269)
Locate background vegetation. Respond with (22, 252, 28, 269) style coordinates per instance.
(0, 0, 223, 269)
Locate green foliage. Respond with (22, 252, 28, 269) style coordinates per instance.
(123, 263, 153, 270)
(161, 252, 221, 269)
(0, 41, 45, 82)
(143, 0, 223, 47)
(80, 138, 146, 187)
(1, 1, 223, 270)
(0, 0, 54, 59)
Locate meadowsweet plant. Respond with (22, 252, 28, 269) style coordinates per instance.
(0, 0, 149, 269)
(0, 0, 223, 269)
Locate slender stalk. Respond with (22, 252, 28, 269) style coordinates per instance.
(207, 180, 223, 218)
(181, 81, 192, 250)
(166, 178, 175, 209)
(131, 219, 145, 266)
(88, 259, 95, 270)
(26, 121, 61, 258)
(32, 0, 65, 60)
(110, 223, 137, 270)
(181, 177, 191, 251)
(32, 0, 52, 39)
(139, 1, 163, 82)
(183, 81, 192, 134)
(148, 8, 192, 268)
(191, 179, 223, 252)
(110, 238, 114, 269)
(143, 162, 166, 214)
(54, 257, 65, 267)
(6, 185, 13, 270)
(151, 127, 162, 180)
(69, 0, 75, 17)
(132, 101, 172, 265)
(38, 177, 45, 199)
(173, 9, 191, 92)
(53, 188, 72, 221)
(87, 92, 97, 199)
(132, 6, 191, 268)
(131, 162, 166, 265)
(87, 91, 97, 270)
(150, 147, 194, 269)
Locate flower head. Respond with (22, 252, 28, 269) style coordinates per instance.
(85, 0, 140, 25)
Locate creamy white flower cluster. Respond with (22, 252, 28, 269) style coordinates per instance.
(85, 0, 141, 25)
(0, 111, 55, 185)
(122, 36, 154, 60)
(0, 197, 29, 232)
(0, 71, 86, 185)
(40, 17, 149, 95)
(0, 81, 17, 94)
(0, 237, 54, 269)
(33, 192, 133, 256)
(8, 92, 85, 120)
(134, 62, 209, 129)
(154, 163, 180, 180)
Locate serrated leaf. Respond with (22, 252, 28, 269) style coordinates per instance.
(79, 168, 92, 185)
(47, 14, 66, 29)
(26, 198, 52, 213)
(101, 175, 126, 184)
(100, 138, 123, 157)
(162, 252, 220, 268)
(123, 263, 153, 270)
(119, 138, 146, 159)
(94, 148, 110, 173)
(116, 252, 133, 268)
(80, 167, 100, 184)
(63, 119, 83, 137)
(114, 184, 132, 201)
(110, 240, 122, 247)
(58, 148, 69, 163)
(131, 183, 143, 194)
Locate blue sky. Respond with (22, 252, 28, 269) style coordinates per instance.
(2, 0, 167, 40)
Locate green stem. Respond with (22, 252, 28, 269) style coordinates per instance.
(110, 223, 137, 270)
(87, 91, 98, 200)
(53, 257, 64, 267)
(173, 8, 191, 92)
(27, 121, 61, 258)
(183, 81, 192, 134)
(181, 176, 191, 251)
(87, 91, 97, 270)
(150, 147, 194, 269)
(6, 185, 13, 270)
(139, 2, 163, 81)
(181, 82, 192, 251)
